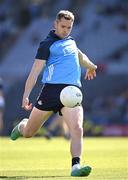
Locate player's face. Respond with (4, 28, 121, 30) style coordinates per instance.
(54, 18, 73, 38)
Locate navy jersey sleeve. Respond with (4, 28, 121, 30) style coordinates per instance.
(35, 41, 50, 60)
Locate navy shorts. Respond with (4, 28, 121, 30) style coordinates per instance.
(35, 83, 77, 115)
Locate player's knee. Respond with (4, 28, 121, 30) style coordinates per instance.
(72, 125, 83, 137)
(77, 126, 83, 137)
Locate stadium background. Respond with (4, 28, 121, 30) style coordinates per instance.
(0, 0, 128, 136)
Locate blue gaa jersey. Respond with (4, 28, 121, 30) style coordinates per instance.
(35, 30, 81, 87)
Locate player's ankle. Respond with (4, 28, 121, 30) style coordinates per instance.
(72, 164, 80, 172)
(72, 157, 81, 171)
(72, 157, 80, 166)
(18, 118, 28, 134)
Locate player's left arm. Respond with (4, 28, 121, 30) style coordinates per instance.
(78, 49, 97, 80)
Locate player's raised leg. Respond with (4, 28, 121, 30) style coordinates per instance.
(61, 106, 91, 177)
(11, 107, 53, 140)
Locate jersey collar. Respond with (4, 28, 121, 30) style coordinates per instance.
(49, 29, 73, 40)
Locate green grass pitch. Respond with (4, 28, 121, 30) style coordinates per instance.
(0, 137, 128, 180)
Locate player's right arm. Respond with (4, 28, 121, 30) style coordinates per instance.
(78, 49, 97, 80)
(78, 49, 97, 70)
(22, 59, 46, 110)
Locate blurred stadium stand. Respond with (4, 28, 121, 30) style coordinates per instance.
(0, 0, 128, 136)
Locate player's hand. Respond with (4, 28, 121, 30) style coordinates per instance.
(22, 97, 32, 111)
(85, 68, 97, 80)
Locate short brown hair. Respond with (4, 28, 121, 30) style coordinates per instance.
(56, 10, 74, 22)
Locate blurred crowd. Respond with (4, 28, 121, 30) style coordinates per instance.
(86, 88, 128, 125)
(0, 0, 59, 60)
(96, 0, 128, 32)
(96, 0, 128, 64)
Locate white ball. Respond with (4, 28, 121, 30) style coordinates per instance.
(60, 86, 83, 108)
